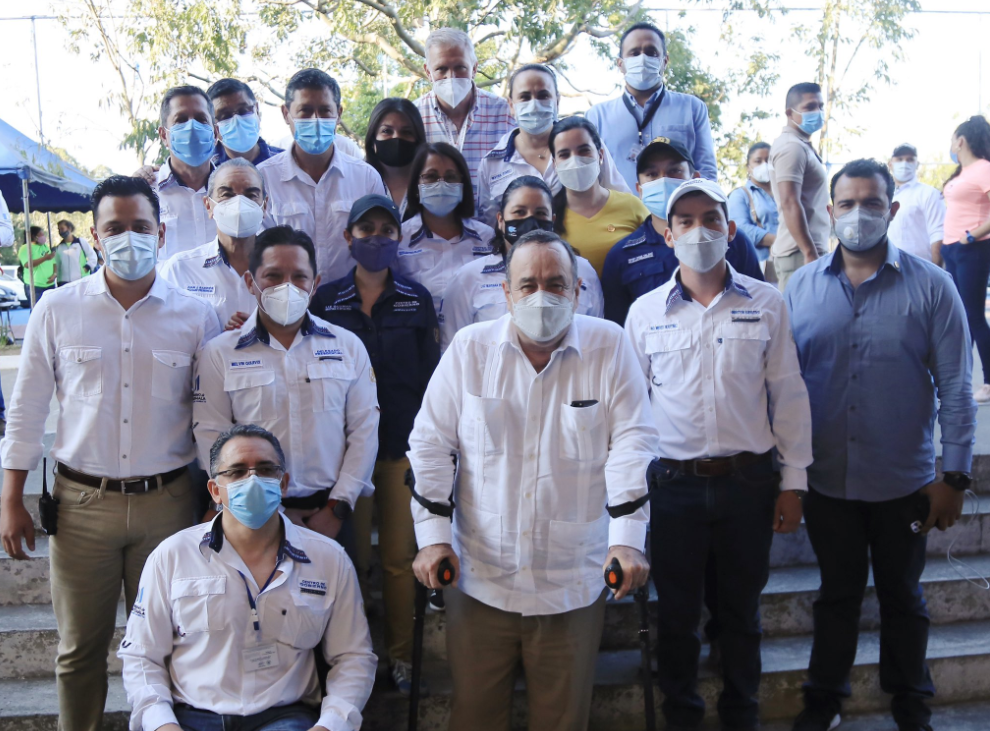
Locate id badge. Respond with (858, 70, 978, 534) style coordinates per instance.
(627, 143, 644, 161)
(244, 643, 279, 672)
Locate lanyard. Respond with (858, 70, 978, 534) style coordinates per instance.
(436, 98, 471, 151)
(622, 87, 667, 148)
(237, 561, 282, 632)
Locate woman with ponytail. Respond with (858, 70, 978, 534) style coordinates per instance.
(943, 115, 990, 402)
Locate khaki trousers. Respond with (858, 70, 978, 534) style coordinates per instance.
(352, 456, 417, 663)
(773, 249, 806, 293)
(49, 470, 198, 731)
(445, 588, 608, 731)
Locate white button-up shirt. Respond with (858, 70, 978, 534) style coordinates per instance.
(624, 265, 813, 491)
(193, 312, 379, 505)
(258, 146, 387, 282)
(156, 159, 217, 261)
(439, 253, 604, 351)
(118, 514, 376, 731)
(0, 271, 221, 477)
(408, 314, 659, 616)
(396, 214, 495, 313)
(890, 178, 945, 261)
(476, 129, 632, 228)
(54, 238, 97, 283)
(159, 238, 257, 327)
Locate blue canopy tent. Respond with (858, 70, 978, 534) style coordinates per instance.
(0, 117, 98, 305)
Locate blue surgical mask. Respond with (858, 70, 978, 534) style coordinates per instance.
(169, 119, 216, 167)
(419, 181, 463, 217)
(351, 234, 400, 272)
(794, 109, 824, 136)
(224, 475, 282, 530)
(640, 177, 684, 219)
(99, 231, 159, 281)
(294, 118, 337, 155)
(950, 149, 960, 165)
(217, 112, 261, 154)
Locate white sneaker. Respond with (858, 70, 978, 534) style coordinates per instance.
(975, 384, 990, 404)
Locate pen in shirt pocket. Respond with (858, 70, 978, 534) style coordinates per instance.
(570, 400, 598, 408)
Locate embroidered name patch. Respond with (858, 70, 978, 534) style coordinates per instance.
(186, 285, 216, 294)
(229, 359, 262, 369)
(314, 348, 343, 358)
(490, 169, 514, 184)
(731, 309, 762, 322)
(300, 579, 327, 596)
(628, 252, 654, 265)
(649, 323, 680, 331)
(480, 282, 502, 290)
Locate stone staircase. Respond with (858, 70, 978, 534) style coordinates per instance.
(3, 445, 990, 729)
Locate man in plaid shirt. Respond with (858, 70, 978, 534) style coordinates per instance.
(415, 28, 516, 206)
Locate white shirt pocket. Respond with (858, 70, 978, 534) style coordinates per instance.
(224, 369, 277, 422)
(151, 350, 194, 401)
(171, 575, 227, 636)
(270, 202, 314, 232)
(58, 346, 103, 398)
(276, 589, 329, 650)
(719, 322, 770, 375)
(645, 330, 694, 388)
(558, 401, 607, 463)
(461, 393, 505, 456)
(307, 360, 352, 413)
(547, 514, 609, 588)
(456, 506, 505, 578)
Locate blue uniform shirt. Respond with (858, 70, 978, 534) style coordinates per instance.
(602, 218, 764, 325)
(786, 244, 977, 501)
(212, 137, 283, 166)
(727, 183, 779, 262)
(586, 88, 718, 188)
(310, 269, 440, 461)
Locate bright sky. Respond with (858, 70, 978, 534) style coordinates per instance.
(0, 0, 986, 179)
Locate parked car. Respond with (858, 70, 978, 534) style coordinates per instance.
(0, 268, 27, 308)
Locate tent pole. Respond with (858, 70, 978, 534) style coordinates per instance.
(22, 177, 36, 309)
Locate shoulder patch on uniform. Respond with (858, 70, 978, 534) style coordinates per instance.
(234, 330, 259, 350)
(481, 261, 506, 274)
(622, 234, 648, 249)
(202, 253, 223, 269)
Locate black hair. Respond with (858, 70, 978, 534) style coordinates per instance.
(29, 226, 44, 241)
(405, 142, 476, 220)
(249, 225, 318, 277)
(285, 68, 341, 109)
(785, 82, 822, 111)
(746, 142, 771, 163)
(91, 175, 161, 225)
(209, 423, 286, 479)
(160, 85, 213, 128)
(548, 116, 603, 235)
(947, 115, 990, 187)
(504, 229, 579, 285)
(207, 78, 257, 104)
(635, 145, 694, 177)
(508, 63, 558, 98)
(56, 219, 74, 231)
(491, 175, 555, 256)
(829, 158, 895, 204)
(892, 143, 917, 158)
(619, 21, 667, 56)
(364, 98, 428, 177)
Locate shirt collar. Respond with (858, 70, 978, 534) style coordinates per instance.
(213, 137, 279, 166)
(495, 310, 584, 360)
(895, 178, 920, 193)
(330, 269, 400, 307)
(664, 263, 751, 314)
(280, 145, 345, 185)
(200, 513, 311, 564)
(157, 157, 215, 193)
(825, 241, 903, 277)
(202, 238, 228, 268)
(235, 310, 335, 350)
(84, 267, 170, 302)
(623, 85, 664, 108)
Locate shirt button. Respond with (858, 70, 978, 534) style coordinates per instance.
(849, 405, 855, 412)
(849, 437, 856, 442)
(851, 343, 859, 349)
(124, 348, 130, 353)
(124, 383, 129, 388)
(124, 315, 129, 320)
(705, 343, 711, 349)
(123, 419, 129, 424)
(851, 374, 858, 380)
(525, 492, 532, 499)
(607, 224, 616, 232)
(122, 454, 127, 458)
(77, 358, 82, 363)
(854, 313, 861, 318)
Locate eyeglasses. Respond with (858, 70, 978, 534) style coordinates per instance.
(420, 173, 462, 185)
(215, 465, 285, 481)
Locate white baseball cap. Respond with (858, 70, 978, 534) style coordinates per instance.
(666, 178, 728, 220)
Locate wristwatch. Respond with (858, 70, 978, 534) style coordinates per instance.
(943, 472, 972, 492)
(328, 499, 352, 520)
(965, 231, 977, 244)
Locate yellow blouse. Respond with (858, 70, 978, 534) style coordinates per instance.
(561, 191, 650, 275)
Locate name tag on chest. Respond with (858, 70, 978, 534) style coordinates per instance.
(244, 643, 279, 672)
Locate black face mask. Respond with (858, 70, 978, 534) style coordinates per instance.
(376, 138, 419, 168)
(503, 216, 555, 244)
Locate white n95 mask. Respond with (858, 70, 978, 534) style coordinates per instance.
(211, 195, 264, 239)
(510, 290, 574, 342)
(433, 78, 473, 109)
(673, 226, 728, 273)
(556, 155, 600, 192)
(891, 160, 918, 183)
(260, 282, 311, 326)
(100, 231, 159, 281)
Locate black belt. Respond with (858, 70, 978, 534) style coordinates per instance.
(281, 489, 331, 511)
(659, 450, 772, 478)
(56, 463, 187, 495)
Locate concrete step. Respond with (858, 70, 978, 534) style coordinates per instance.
(0, 676, 128, 731)
(0, 537, 49, 606)
(0, 603, 126, 679)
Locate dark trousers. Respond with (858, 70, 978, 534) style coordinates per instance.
(173, 702, 318, 731)
(651, 458, 778, 729)
(942, 239, 990, 384)
(803, 488, 934, 727)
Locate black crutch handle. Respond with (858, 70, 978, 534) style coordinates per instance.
(604, 558, 623, 590)
(437, 557, 456, 586)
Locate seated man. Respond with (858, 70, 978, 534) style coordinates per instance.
(118, 424, 376, 731)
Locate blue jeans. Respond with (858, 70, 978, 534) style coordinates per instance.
(650, 456, 778, 729)
(173, 702, 318, 731)
(942, 239, 990, 384)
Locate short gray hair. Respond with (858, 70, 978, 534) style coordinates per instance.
(207, 158, 267, 199)
(209, 424, 286, 478)
(505, 230, 579, 286)
(425, 28, 477, 65)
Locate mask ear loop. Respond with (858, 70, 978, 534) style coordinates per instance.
(946, 489, 990, 591)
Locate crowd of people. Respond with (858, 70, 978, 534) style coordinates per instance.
(0, 17, 986, 731)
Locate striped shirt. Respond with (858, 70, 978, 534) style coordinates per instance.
(415, 86, 516, 203)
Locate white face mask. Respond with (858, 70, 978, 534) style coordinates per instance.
(432, 77, 473, 109)
(510, 289, 574, 343)
(515, 99, 556, 135)
(211, 195, 264, 239)
(259, 282, 311, 326)
(100, 231, 159, 281)
(891, 160, 918, 183)
(556, 155, 601, 192)
(623, 54, 664, 91)
(672, 226, 729, 273)
(751, 162, 771, 184)
(833, 207, 888, 252)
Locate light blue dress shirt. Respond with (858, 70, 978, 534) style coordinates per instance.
(785, 244, 977, 501)
(728, 182, 779, 262)
(585, 88, 717, 189)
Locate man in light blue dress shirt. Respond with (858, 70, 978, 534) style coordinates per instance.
(786, 159, 977, 731)
(585, 21, 717, 188)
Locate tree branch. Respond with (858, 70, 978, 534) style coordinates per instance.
(475, 30, 507, 46)
(347, 0, 425, 57)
